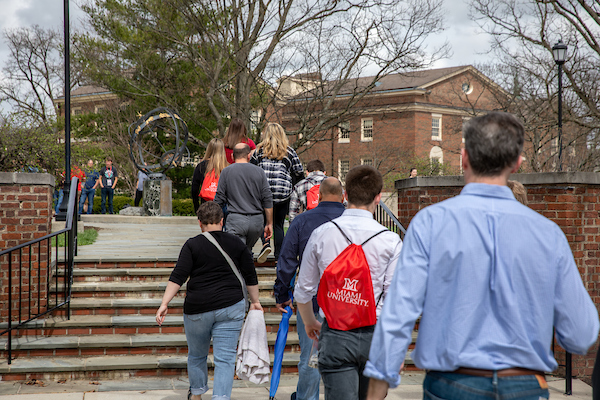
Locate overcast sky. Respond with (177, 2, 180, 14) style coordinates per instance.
(0, 0, 493, 78)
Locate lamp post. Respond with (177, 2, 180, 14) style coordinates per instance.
(552, 40, 567, 172)
(56, 0, 71, 221)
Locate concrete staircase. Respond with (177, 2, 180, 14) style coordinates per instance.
(0, 216, 416, 381)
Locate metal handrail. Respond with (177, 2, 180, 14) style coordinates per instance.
(0, 177, 78, 364)
(375, 201, 406, 238)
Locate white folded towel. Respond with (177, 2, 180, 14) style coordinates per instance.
(236, 309, 270, 384)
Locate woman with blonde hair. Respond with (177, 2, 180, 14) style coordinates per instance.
(223, 118, 256, 164)
(251, 122, 304, 260)
(192, 138, 228, 213)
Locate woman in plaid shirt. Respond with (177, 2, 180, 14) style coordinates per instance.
(251, 123, 304, 259)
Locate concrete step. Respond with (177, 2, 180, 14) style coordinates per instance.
(1, 331, 418, 353)
(0, 351, 415, 381)
(0, 332, 302, 358)
(54, 281, 275, 294)
(0, 314, 298, 337)
(80, 215, 199, 225)
(68, 296, 278, 311)
(63, 266, 277, 278)
(66, 298, 281, 316)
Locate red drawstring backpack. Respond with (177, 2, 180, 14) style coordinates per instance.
(317, 221, 387, 331)
(305, 184, 320, 210)
(199, 170, 219, 201)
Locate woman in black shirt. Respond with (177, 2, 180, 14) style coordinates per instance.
(156, 202, 262, 400)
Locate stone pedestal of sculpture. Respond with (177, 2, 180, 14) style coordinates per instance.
(143, 179, 172, 216)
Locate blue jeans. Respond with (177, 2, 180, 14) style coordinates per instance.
(296, 310, 322, 400)
(423, 371, 549, 400)
(79, 188, 95, 214)
(100, 187, 114, 214)
(318, 320, 374, 400)
(184, 299, 245, 399)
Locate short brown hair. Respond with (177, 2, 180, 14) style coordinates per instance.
(197, 201, 223, 224)
(344, 165, 382, 206)
(507, 180, 528, 205)
(306, 159, 325, 172)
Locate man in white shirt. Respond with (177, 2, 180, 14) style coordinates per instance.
(295, 165, 402, 400)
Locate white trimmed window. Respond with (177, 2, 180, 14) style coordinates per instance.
(338, 159, 350, 184)
(462, 116, 470, 143)
(338, 121, 350, 143)
(432, 114, 442, 141)
(94, 105, 106, 114)
(430, 146, 443, 165)
(361, 118, 373, 141)
(361, 158, 373, 166)
(250, 109, 261, 134)
(72, 108, 83, 115)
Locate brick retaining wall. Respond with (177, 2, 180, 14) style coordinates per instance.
(396, 172, 600, 381)
(0, 172, 55, 323)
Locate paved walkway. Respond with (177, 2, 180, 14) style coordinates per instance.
(0, 373, 592, 399)
(61, 215, 268, 261)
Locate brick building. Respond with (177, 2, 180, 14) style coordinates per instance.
(54, 85, 122, 117)
(277, 66, 506, 184)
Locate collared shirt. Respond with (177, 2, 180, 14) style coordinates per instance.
(274, 201, 346, 308)
(288, 171, 327, 222)
(364, 183, 600, 388)
(250, 146, 303, 203)
(295, 209, 402, 318)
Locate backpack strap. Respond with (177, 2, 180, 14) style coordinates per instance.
(361, 229, 388, 246)
(330, 220, 352, 245)
(202, 232, 248, 309)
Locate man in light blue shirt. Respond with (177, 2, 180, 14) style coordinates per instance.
(364, 112, 600, 400)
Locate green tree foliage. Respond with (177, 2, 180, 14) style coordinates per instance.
(0, 119, 63, 173)
(74, 0, 217, 147)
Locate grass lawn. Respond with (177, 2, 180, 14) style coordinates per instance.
(51, 228, 99, 247)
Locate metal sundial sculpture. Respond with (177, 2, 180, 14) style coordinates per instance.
(128, 107, 189, 179)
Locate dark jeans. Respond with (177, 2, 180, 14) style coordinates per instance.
(134, 189, 143, 207)
(101, 187, 114, 214)
(273, 199, 290, 259)
(79, 187, 95, 214)
(318, 319, 374, 400)
(423, 371, 549, 400)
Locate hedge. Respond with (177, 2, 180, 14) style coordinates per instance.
(88, 196, 195, 216)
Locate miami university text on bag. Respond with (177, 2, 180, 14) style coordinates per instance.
(306, 184, 320, 210)
(200, 170, 219, 201)
(317, 221, 387, 331)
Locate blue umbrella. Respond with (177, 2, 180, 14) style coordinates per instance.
(269, 275, 296, 400)
(269, 304, 293, 400)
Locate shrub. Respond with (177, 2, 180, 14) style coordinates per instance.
(90, 195, 195, 216)
(92, 195, 133, 214)
(173, 199, 195, 216)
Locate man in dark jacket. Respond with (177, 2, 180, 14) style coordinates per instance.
(274, 177, 345, 400)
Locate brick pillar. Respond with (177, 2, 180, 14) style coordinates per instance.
(396, 172, 600, 382)
(0, 172, 55, 323)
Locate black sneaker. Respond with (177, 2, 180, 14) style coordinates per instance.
(257, 243, 271, 263)
(290, 392, 297, 400)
